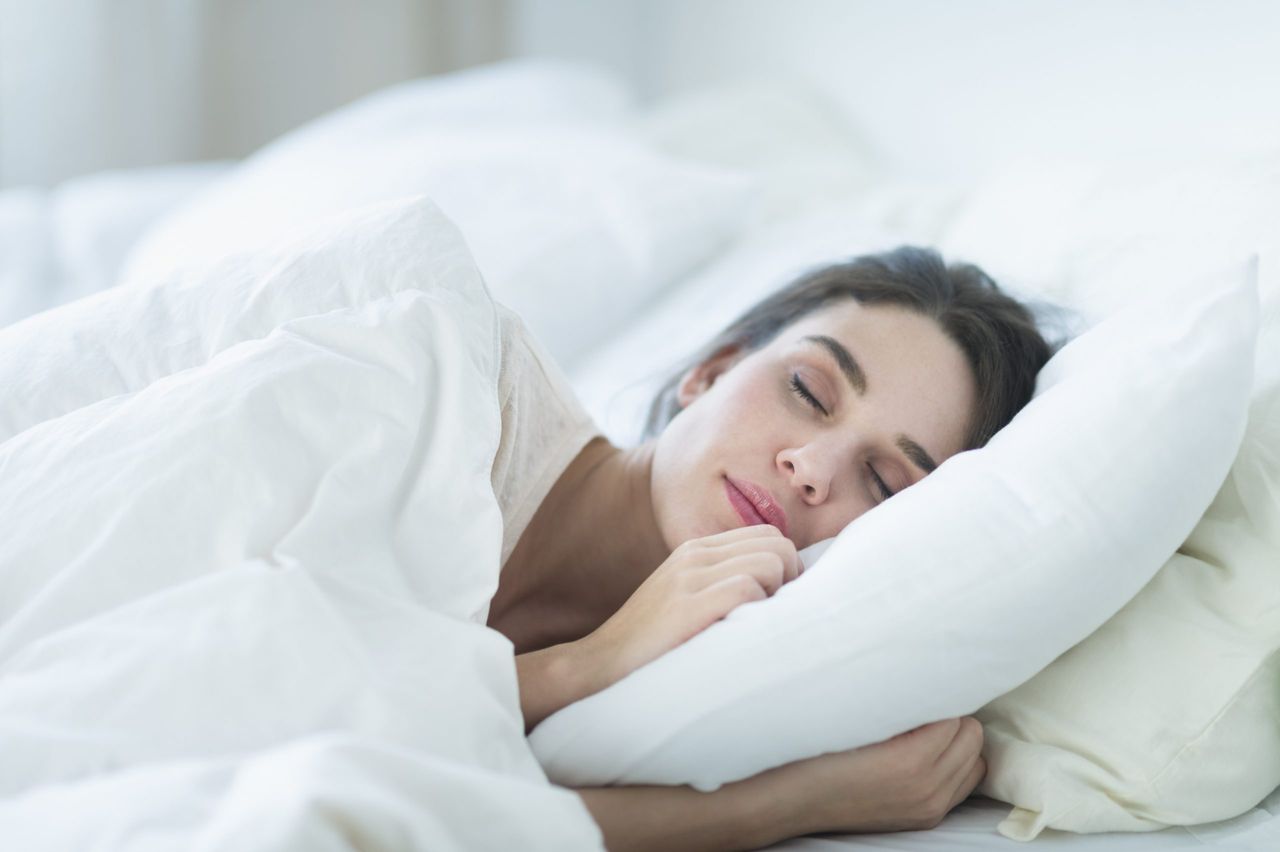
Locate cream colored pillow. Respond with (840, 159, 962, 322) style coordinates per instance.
(976, 257, 1280, 839)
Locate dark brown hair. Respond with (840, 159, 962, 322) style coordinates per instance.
(642, 245, 1055, 450)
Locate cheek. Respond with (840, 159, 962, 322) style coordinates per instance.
(655, 369, 800, 544)
(649, 414, 713, 549)
(649, 395, 753, 547)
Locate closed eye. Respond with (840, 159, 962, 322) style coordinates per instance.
(868, 463, 895, 501)
(793, 371, 896, 502)
(789, 374, 828, 416)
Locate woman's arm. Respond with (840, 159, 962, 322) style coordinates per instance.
(573, 718, 987, 851)
(573, 776, 794, 852)
(512, 528, 984, 846)
(515, 639, 608, 734)
(515, 643, 792, 849)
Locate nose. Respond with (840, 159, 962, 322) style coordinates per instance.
(778, 445, 831, 505)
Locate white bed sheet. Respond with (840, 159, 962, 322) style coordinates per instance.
(771, 788, 1280, 851)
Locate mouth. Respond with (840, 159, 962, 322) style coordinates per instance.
(724, 476, 790, 538)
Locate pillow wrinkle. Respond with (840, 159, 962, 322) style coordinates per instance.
(1148, 649, 1279, 796)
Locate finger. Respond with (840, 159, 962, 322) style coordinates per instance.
(945, 755, 987, 813)
(695, 572, 769, 624)
(680, 525, 783, 556)
(898, 717, 964, 764)
(935, 718, 984, 781)
(695, 536, 802, 584)
(694, 552, 788, 597)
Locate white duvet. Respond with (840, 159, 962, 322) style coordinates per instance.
(0, 198, 605, 850)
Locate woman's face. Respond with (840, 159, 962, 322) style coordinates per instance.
(649, 300, 978, 553)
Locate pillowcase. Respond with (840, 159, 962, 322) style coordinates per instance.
(528, 256, 1259, 793)
(974, 254, 1280, 839)
(120, 58, 756, 369)
(0, 196, 475, 445)
(933, 154, 1280, 835)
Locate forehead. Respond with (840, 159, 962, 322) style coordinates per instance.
(765, 300, 978, 455)
(777, 300, 934, 344)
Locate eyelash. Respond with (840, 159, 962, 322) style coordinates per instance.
(788, 373, 828, 416)
(868, 463, 895, 501)
(789, 373, 896, 502)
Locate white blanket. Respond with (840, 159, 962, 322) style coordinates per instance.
(0, 203, 605, 850)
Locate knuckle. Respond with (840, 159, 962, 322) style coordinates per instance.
(685, 534, 715, 550)
(937, 717, 963, 744)
(924, 796, 951, 827)
(962, 717, 984, 747)
(905, 749, 933, 777)
(684, 548, 713, 568)
(738, 576, 767, 601)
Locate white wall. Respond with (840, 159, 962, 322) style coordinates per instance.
(512, 0, 1280, 181)
(509, 0, 644, 89)
(0, 0, 506, 188)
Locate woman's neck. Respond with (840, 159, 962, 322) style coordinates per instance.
(487, 437, 670, 653)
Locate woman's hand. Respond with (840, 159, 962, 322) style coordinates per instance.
(745, 716, 989, 840)
(573, 717, 987, 851)
(580, 524, 803, 690)
(517, 524, 800, 734)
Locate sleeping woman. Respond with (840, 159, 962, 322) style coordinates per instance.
(0, 229, 1050, 848)
(486, 245, 1053, 851)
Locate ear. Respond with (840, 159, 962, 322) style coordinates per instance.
(675, 344, 746, 408)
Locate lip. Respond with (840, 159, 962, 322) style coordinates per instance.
(724, 476, 790, 538)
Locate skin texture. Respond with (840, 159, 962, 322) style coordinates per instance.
(650, 300, 978, 553)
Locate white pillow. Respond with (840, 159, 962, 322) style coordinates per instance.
(926, 155, 1280, 835)
(973, 254, 1280, 839)
(121, 59, 756, 368)
(528, 256, 1259, 792)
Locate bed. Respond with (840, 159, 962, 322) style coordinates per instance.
(1, 48, 1277, 851)
(777, 790, 1280, 851)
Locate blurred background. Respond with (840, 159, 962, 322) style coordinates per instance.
(3, 0, 1279, 438)
(5, 0, 1280, 188)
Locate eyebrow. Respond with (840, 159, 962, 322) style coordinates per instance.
(801, 335, 867, 395)
(800, 334, 939, 476)
(896, 436, 938, 475)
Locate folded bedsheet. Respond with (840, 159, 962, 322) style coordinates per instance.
(0, 199, 605, 850)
